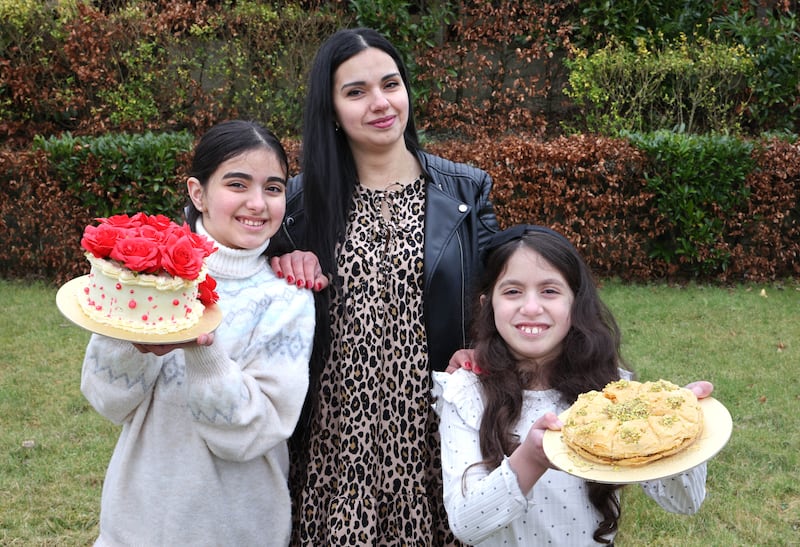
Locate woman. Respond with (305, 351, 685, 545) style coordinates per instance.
(269, 28, 498, 545)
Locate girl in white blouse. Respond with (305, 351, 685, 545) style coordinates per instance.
(433, 225, 711, 546)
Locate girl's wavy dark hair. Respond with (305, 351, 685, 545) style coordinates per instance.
(471, 226, 629, 543)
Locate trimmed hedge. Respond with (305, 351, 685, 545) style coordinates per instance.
(1, 133, 797, 285)
(430, 134, 799, 282)
(33, 131, 195, 219)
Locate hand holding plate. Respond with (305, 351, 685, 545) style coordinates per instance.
(133, 332, 215, 355)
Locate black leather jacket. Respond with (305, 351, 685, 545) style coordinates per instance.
(273, 150, 499, 372)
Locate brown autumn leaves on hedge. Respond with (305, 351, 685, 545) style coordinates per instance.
(0, 2, 798, 284)
(430, 135, 800, 283)
(2, 134, 798, 285)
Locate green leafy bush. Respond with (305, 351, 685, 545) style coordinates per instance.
(713, 8, 800, 135)
(32, 130, 195, 219)
(625, 131, 756, 275)
(572, 1, 800, 137)
(565, 34, 755, 135)
(575, 0, 716, 48)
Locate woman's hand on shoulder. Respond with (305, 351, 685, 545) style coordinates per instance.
(446, 348, 485, 374)
(269, 251, 329, 292)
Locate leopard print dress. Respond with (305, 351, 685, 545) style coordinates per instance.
(293, 175, 459, 546)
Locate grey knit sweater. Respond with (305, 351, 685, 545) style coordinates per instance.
(81, 223, 314, 546)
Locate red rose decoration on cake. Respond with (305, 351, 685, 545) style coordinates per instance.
(161, 228, 206, 280)
(104, 213, 144, 228)
(186, 229, 217, 258)
(80, 213, 219, 304)
(140, 212, 174, 232)
(110, 236, 162, 273)
(81, 223, 126, 258)
(198, 275, 219, 306)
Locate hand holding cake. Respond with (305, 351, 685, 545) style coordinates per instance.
(133, 331, 215, 356)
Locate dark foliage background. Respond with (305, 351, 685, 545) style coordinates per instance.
(0, 0, 798, 284)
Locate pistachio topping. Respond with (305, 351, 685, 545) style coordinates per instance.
(603, 397, 651, 422)
(661, 415, 678, 426)
(667, 396, 685, 409)
(620, 427, 643, 443)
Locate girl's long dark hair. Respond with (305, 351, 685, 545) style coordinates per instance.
(471, 228, 628, 543)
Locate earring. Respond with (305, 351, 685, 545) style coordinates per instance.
(334, 122, 341, 132)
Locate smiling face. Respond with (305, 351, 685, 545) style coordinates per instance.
(332, 47, 409, 154)
(488, 246, 575, 368)
(187, 148, 286, 250)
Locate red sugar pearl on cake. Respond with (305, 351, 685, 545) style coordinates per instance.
(128, 300, 137, 309)
(172, 299, 180, 306)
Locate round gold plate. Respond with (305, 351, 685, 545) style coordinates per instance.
(542, 396, 732, 484)
(56, 275, 223, 344)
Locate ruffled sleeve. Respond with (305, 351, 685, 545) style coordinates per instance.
(640, 463, 707, 514)
(432, 370, 532, 544)
(432, 369, 484, 428)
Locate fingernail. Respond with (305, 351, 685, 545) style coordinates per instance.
(473, 365, 484, 375)
(287, 275, 294, 284)
(463, 361, 472, 370)
(315, 282, 323, 291)
(275, 270, 283, 278)
(297, 279, 304, 287)
(305, 280, 313, 289)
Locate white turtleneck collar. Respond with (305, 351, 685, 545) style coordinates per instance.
(195, 218, 270, 279)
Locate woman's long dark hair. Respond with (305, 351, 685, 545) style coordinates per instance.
(184, 120, 288, 230)
(471, 227, 628, 543)
(300, 27, 421, 278)
(290, 28, 423, 461)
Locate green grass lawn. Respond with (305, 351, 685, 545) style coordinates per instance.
(602, 281, 800, 546)
(1, 278, 798, 545)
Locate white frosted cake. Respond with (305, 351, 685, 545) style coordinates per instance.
(78, 213, 218, 335)
(81, 254, 209, 334)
